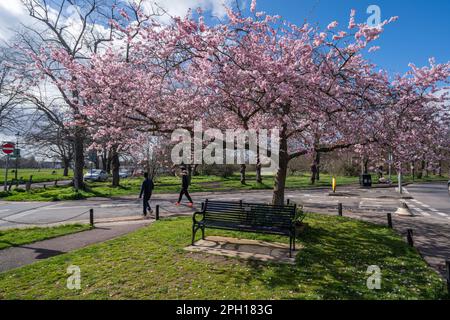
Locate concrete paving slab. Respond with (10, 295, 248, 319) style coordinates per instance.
(184, 236, 300, 264)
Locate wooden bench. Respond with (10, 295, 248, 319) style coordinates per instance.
(192, 199, 297, 257)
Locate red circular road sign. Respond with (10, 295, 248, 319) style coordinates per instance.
(2, 143, 15, 155)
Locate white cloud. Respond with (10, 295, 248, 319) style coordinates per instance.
(0, 0, 29, 41)
(153, 0, 232, 17)
(134, 0, 233, 23)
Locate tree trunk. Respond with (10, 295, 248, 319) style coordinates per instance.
(272, 126, 288, 205)
(364, 159, 369, 174)
(310, 151, 320, 184)
(315, 152, 321, 181)
(106, 151, 112, 174)
(94, 152, 100, 170)
(417, 160, 425, 179)
(101, 151, 108, 171)
(256, 142, 262, 184)
(240, 164, 246, 185)
(73, 130, 85, 191)
(62, 158, 70, 177)
(192, 164, 199, 176)
(111, 148, 120, 187)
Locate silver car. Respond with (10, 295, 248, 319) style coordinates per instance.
(119, 170, 130, 179)
(84, 169, 109, 182)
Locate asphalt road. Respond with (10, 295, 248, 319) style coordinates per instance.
(0, 186, 406, 229)
(403, 182, 450, 219)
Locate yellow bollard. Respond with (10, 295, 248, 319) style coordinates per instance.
(332, 177, 337, 193)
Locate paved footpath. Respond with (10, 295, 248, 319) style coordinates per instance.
(0, 219, 152, 273)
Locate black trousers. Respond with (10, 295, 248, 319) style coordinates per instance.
(143, 195, 152, 215)
(178, 189, 193, 203)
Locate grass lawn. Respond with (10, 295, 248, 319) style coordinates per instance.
(0, 172, 447, 201)
(0, 168, 73, 185)
(0, 224, 91, 250)
(0, 214, 446, 300)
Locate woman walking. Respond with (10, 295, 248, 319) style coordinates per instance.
(176, 167, 193, 207)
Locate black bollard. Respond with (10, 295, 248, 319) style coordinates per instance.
(338, 203, 343, 216)
(156, 205, 160, 220)
(201, 202, 205, 211)
(89, 209, 94, 227)
(407, 229, 414, 247)
(287, 199, 290, 205)
(387, 213, 393, 229)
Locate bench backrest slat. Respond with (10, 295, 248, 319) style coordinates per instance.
(203, 200, 295, 229)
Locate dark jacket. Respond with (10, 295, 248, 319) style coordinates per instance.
(182, 174, 189, 189)
(140, 178, 154, 198)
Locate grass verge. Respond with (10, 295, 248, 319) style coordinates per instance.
(1, 173, 446, 201)
(0, 224, 91, 250)
(0, 214, 446, 300)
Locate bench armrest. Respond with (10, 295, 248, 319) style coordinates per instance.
(193, 211, 205, 224)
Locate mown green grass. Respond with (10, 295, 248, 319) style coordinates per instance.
(0, 214, 445, 300)
(0, 172, 447, 201)
(0, 169, 73, 185)
(0, 224, 91, 250)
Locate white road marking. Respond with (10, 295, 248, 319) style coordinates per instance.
(0, 209, 10, 213)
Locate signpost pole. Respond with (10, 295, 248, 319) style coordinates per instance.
(2, 142, 16, 191)
(4, 155, 9, 191)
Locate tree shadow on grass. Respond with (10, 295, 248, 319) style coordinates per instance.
(228, 219, 449, 300)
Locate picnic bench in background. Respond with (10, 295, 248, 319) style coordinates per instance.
(192, 199, 297, 257)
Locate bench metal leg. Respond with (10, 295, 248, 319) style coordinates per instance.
(201, 226, 205, 240)
(192, 225, 198, 245)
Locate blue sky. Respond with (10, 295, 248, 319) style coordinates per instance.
(252, 0, 450, 75)
(1, 0, 447, 75)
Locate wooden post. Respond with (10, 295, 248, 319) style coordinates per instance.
(287, 199, 290, 205)
(239, 200, 243, 207)
(338, 203, 343, 216)
(407, 229, 414, 247)
(387, 213, 393, 229)
(156, 205, 160, 220)
(89, 209, 94, 227)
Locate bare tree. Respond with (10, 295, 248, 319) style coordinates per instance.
(25, 109, 74, 176)
(0, 50, 23, 133)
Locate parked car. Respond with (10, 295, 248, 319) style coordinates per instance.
(119, 170, 130, 179)
(84, 169, 109, 182)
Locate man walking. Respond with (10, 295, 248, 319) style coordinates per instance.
(175, 167, 193, 207)
(139, 172, 155, 216)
